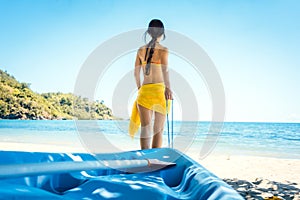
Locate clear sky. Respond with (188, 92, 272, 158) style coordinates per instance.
(0, 0, 299, 122)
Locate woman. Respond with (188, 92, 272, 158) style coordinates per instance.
(129, 19, 172, 149)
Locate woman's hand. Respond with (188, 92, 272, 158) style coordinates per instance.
(165, 87, 173, 100)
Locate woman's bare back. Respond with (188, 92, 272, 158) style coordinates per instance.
(136, 43, 168, 85)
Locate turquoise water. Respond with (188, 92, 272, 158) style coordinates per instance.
(0, 120, 299, 159)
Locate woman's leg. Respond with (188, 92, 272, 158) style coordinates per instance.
(152, 112, 166, 148)
(138, 105, 153, 149)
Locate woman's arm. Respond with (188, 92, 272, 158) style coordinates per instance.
(161, 48, 172, 100)
(134, 50, 142, 89)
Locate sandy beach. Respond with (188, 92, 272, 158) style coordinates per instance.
(193, 154, 300, 185)
(189, 153, 300, 199)
(1, 142, 300, 199)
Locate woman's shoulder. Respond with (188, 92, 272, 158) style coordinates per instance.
(138, 45, 147, 50)
(137, 45, 147, 55)
(156, 43, 168, 50)
(157, 44, 168, 55)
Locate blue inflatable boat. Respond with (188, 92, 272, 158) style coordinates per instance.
(0, 148, 243, 199)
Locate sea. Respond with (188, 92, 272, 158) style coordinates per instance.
(0, 120, 299, 160)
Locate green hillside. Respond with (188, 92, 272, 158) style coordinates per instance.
(0, 69, 113, 120)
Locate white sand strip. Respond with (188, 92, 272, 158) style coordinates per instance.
(188, 153, 300, 186)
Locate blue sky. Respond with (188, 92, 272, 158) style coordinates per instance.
(0, 0, 299, 122)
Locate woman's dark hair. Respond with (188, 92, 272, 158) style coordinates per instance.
(143, 19, 165, 75)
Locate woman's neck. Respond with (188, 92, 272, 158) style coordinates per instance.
(155, 38, 161, 43)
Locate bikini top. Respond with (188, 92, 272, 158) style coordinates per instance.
(141, 61, 161, 66)
(141, 61, 161, 75)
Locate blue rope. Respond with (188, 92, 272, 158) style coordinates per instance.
(171, 99, 174, 148)
(166, 100, 170, 148)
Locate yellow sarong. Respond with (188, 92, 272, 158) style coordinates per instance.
(129, 83, 170, 138)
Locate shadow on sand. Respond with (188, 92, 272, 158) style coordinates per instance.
(223, 178, 300, 200)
